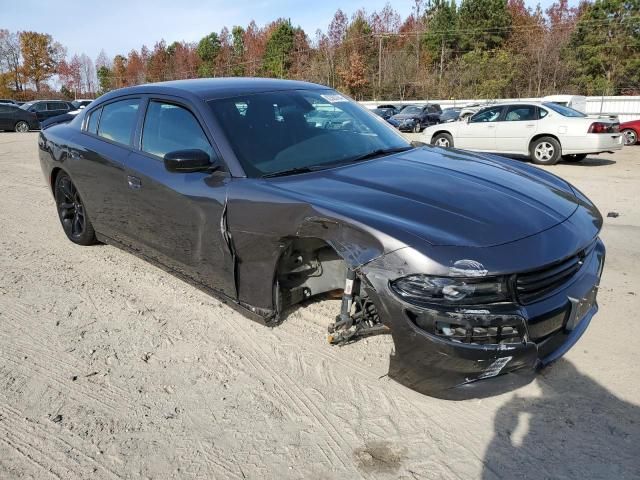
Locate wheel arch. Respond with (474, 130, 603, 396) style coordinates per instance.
(529, 132, 561, 150)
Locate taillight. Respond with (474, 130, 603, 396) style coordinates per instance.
(588, 122, 618, 133)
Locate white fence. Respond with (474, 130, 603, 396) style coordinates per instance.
(360, 96, 640, 122)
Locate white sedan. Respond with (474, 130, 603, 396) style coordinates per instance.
(421, 102, 623, 165)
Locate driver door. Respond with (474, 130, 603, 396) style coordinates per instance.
(125, 97, 235, 297)
(456, 106, 504, 151)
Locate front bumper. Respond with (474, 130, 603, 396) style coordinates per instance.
(364, 238, 605, 398)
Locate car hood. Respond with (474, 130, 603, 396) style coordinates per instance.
(267, 147, 583, 248)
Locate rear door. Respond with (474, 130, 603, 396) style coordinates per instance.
(456, 106, 504, 151)
(47, 101, 70, 119)
(494, 104, 539, 153)
(125, 97, 234, 296)
(0, 104, 13, 129)
(71, 97, 141, 243)
(31, 102, 48, 121)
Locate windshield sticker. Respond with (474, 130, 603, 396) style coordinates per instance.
(321, 94, 348, 103)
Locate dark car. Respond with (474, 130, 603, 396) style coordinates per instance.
(372, 107, 397, 120)
(72, 99, 94, 110)
(0, 102, 39, 132)
(439, 107, 462, 123)
(39, 79, 604, 398)
(20, 100, 75, 123)
(388, 103, 442, 132)
(0, 99, 18, 105)
(40, 112, 77, 129)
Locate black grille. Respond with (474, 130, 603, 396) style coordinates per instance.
(516, 250, 587, 304)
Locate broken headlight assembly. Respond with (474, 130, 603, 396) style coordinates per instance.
(390, 274, 510, 306)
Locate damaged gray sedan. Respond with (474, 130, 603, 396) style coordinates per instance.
(38, 79, 605, 397)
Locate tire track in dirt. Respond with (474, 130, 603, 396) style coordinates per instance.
(0, 402, 123, 479)
(214, 314, 355, 471)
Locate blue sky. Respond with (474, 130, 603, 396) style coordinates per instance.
(2, 0, 576, 60)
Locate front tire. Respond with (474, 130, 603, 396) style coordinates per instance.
(431, 133, 453, 148)
(562, 154, 587, 162)
(54, 173, 97, 245)
(622, 128, 637, 146)
(530, 137, 561, 165)
(14, 121, 29, 133)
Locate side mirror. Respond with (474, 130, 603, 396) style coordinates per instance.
(164, 149, 215, 173)
(464, 115, 471, 123)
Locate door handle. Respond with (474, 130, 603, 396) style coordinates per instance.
(127, 175, 142, 189)
(487, 125, 496, 128)
(526, 123, 535, 127)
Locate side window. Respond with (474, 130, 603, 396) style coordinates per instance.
(86, 107, 102, 134)
(33, 102, 47, 112)
(142, 101, 212, 159)
(47, 102, 67, 111)
(97, 98, 140, 145)
(538, 108, 549, 119)
(470, 107, 503, 123)
(504, 105, 537, 122)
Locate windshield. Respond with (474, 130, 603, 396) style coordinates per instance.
(543, 102, 586, 118)
(400, 106, 421, 115)
(208, 89, 410, 177)
(19, 102, 34, 110)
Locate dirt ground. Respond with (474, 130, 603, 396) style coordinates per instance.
(0, 131, 638, 479)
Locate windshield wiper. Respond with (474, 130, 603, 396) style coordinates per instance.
(261, 166, 324, 178)
(343, 146, 414, 164)
(261, 146, 413, 178)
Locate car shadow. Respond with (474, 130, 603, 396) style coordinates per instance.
(562, 157, 616, 167)
(497, 153, 617, 167)
(482, 359, 640, 479)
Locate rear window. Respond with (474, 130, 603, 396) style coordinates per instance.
(86, 108, 102, 134)
(97, 99, 140, 145)
(543, 102, 585, 118)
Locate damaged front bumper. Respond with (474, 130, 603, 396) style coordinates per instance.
(362, 238, 605, 399)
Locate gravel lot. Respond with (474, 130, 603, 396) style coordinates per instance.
(1, 132, 638, 479)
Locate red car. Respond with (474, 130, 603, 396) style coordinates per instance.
(620, 119, 640, 145)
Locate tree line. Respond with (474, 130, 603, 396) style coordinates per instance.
(1, 0, 638, 102)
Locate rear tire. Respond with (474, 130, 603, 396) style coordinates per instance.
(14, 121, 29, 133)
(530, 137, 561, 165)
(431, 133, 453, 148)
(622, 128, 637, 146)
(54, 172, 97, 246)
(562, 154, 587, 162)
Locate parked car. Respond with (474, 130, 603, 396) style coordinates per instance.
(620, 118, 639, 145)
(39, 79, 604, 397)
(372, 107, 397, 120)
(0, 99, 18, 105)
(0, 102, 39, 132)
(20, 100, 75, 123)
(388, 104, 442, 132)
(423, 102, 623, 165)
(439, 107, 461, 123)
(72, 99, 94, 110)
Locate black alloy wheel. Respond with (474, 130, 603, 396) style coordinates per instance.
(54, 173, 96, 245)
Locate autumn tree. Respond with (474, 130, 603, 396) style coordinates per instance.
(0, 30, 23, 92)
(19, 31, 65, 91)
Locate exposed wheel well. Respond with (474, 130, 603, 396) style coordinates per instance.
(274, 237, 347, 313)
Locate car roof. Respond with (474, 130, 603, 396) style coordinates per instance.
(100, 78, 327, 103)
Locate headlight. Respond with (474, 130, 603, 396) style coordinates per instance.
(390, 274, 509, 305)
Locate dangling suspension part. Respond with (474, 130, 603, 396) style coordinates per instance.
(327, 269, 389, 345)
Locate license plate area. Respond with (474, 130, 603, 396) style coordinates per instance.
(565, 286, 598, 331)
